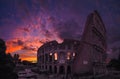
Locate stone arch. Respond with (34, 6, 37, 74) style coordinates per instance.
(59, 66, 65, 74)
(54, 66, 57, 74)
(39, 66, 41, 69)
(45, 65, 47, 69)
(59, 51, 65, 63)
(67, 65, 71, 74)
(49, 65, 52, 73)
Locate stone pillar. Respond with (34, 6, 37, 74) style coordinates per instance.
(65, 65, 67, 75)
(52, 55, 54, 63)
(57, 66, 59, 74)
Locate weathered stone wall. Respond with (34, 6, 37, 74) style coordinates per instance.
(72, 11, 107, 74)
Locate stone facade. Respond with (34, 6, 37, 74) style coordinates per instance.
(37, 39, 80, 75)
(37, 11, 107, 76)
(73, 11, 107, 75)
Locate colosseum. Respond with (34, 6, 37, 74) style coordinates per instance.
(37, 10, 107, 76)
(73, 10, 107, 75)
(37, 39, 80, 74)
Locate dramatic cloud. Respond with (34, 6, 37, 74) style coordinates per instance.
(54, 20, 82, 40)
(0, 0, 120, 61)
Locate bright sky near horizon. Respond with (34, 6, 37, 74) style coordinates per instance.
(0, 0, 120, 62)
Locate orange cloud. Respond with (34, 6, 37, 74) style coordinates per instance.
(6, 45, 23, 53)
(5, 14, 63, 62)
(5, 37, 44, 62)
(6, 40, 23, 53)
(5, 38, 42, 62)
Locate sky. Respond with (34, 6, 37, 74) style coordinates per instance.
(0, 0, 120, 62)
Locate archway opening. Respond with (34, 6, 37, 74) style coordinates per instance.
(49, 65, 52, 73)
(59, 66, 65, 74)
(54, 66, 57, 74)
(67, 65, 71, 74)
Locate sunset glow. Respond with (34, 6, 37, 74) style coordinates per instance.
(6, 45, 23, 53)
(21, 57, 37, 63)
(0, 0, 120, 62)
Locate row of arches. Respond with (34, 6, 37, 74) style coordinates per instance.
(48, 65, 71, 74)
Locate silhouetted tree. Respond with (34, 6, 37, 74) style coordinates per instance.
(13, 53, 21, 64)
(7, 53, 14, 61)
(107, 59, 120, 70)
(0, 38, 18, 79)
(22, 60, 32, 65)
